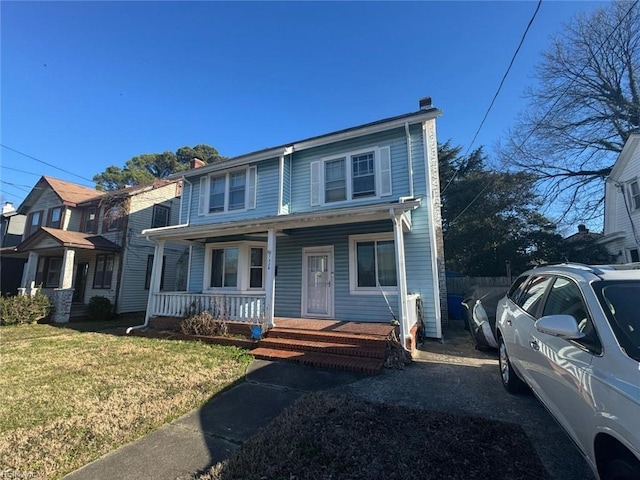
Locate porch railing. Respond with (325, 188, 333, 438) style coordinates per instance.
(149, 292, 265, 322)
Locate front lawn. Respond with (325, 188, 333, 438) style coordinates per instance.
(0, 322, 252, 479)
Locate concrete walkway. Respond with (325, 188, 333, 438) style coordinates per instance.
(63, 361, 363, 480)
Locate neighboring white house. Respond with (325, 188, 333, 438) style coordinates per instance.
(599, 132, 640, 262)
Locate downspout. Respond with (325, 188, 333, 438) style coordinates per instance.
(405, 122, 414, 198)
(127, 239, 165, 333)
(278, 155, 285, 215)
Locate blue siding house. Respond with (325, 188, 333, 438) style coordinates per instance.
(137, 99, 447, 345)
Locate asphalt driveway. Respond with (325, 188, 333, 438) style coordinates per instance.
(334, 320, 595, 480)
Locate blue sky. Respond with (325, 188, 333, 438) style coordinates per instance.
(1, 1, 606, 210)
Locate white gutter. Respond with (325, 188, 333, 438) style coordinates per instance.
(405, 122, 414, 198)
(168, 110, 442, 180)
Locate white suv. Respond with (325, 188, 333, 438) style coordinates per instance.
(496, 264, 640, 480)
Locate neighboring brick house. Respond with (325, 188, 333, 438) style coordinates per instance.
(15, 176, 185, 322)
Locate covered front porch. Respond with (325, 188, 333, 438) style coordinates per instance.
(16, 227, 121, 323)
(139, 199, 428, 349)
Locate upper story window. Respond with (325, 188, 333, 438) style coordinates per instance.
(151, 204, 170, 228)
(82, 206, 99, 234)
(103, 206, 122, 232)
(25, 210, 43, 238)
(198, 167, 257, 216)
(47, 206, 63, 229)
(311, 146, 392, 206)
(630, 181, 640, 210)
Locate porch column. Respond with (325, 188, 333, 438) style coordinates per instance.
(20, 252, 39, 290)
(59, 248, 75, 289)
(392, 214, 409, 348)
(144, 240, 165, 322)
(264, 228, 276, 328)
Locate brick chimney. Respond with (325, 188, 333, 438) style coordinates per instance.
(190, 158, 206, 169)
(419, 97, 432, 110)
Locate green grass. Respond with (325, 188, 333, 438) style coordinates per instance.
(0, 323, 252, 479)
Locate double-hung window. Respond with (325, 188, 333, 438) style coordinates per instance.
(352, 152, 375, 198)
(94, 254, 115, 289)
(199, 167, 257, 215)
(325, 158, 347, 203)
(47, 207, 63, 229)
(25, 210, 43, 238)
(630, 181, 640, 210)
(249, 247, 264, 289)
(35, 257, 63, 288)
(311, 146, 391, 206)
(349, 234, 397, 294)
(151, 204, 170, 228)
(82, 206, 98, 233)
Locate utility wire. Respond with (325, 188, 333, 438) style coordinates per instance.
(1, 165, 44, 177)
(449, 0, 639, 227)
(441, 0, 543, 196)
(0, 144, 95, 184)
(0, 180, 31, 193)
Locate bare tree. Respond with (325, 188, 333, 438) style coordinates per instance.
(500, 1, 640, 225)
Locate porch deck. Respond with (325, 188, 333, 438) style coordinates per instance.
(142, 316, 397, 374)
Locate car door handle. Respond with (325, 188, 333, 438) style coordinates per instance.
(506, 319, 512, 326)
(530, 340, 540, 351)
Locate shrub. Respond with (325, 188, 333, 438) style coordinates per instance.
(180, 311, 228, 337)
(86, 296, 114, 322)
(0, 291, 52, 326)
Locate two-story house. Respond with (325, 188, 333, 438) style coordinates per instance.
(599, 132, 640, 262)
(136, 99, 447, 346)
(15, 176, 185, 322)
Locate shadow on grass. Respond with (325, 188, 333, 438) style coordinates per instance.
(189, 358, 595, 480)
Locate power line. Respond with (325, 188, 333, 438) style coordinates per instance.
(1, 165, 44, 177)
(0, 180, 31, 194)
(0, 144, 95, 184)
(448, 0, 639, 227)
(441, 0, 543, 196)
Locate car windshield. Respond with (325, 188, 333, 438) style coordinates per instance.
(594, 280, 640, 362)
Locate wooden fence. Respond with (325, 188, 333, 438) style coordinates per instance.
(446, 276, 512, 295)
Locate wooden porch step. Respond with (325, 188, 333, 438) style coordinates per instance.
(258, 337, 385, 359)
(250, 347, 385, 375)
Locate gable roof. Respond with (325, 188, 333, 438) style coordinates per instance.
(608, 132, 640, 182)
(171, 106, 442, 179)
(78, 179, 179, 205)
(17, 176, 103, 214)
(16, 227, 121, 253)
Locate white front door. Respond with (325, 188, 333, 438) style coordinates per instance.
(302, 247, 334, 318)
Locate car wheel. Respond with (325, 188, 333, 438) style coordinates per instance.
(603, 457, 640, 480)
(498, 336, 527, 394)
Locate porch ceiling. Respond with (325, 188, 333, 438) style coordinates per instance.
(142, 198, 421, 242)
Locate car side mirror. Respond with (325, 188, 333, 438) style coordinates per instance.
(534, 315, 585, 340)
